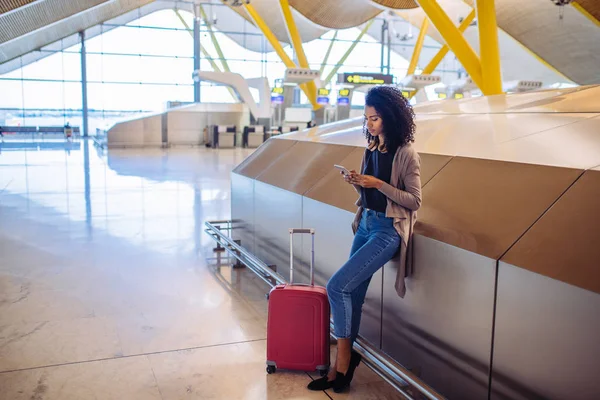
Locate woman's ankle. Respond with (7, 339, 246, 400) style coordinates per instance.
(327, 369, 337, 381)
(336, 338, 352, 374)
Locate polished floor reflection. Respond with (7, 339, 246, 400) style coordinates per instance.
(0, 139, 401, 399)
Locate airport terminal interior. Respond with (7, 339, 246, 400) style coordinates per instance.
(0, 0, 599, 399)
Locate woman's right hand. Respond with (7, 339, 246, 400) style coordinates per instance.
(342, 170, 357, 184)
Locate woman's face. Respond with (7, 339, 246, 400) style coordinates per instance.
(364, 105, 383, 137)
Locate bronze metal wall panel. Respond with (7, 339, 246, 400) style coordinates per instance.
(232, 139, 297, 178)
(301, 197, 383, 348)
(501, 170, 600, 294)
(419, 153, 453, 186)
(231, 173, 256, 255)
(303, 149, 452, 213)
(510, 86, 600, 113)
(491, 262, 600, 400)
(256, 142, 355, 195)
(303, 147, 365, 213)
(417, 157, 583, 259)
(412, 113, 596, 162)
(382, 235, 495, 400)
(454, 114, 600, 170)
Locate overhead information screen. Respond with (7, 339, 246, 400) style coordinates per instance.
(317, 88, 330, 105)
(271, 87, 284, 104)
(337, 88, 350, 105)
(338, 72, 394, 85)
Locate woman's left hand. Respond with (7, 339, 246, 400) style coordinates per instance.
(350, 174, 383, 189)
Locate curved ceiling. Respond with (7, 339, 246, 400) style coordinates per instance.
(288, 0, 382, 29)
(394, 1, 571, 85)
(576, 0, 600, 21)
(0, 0, 35, 14)
(0, 0, 155, 65)
(460, 0, 600, 85)
(283, 0, 418, 30)
(1, 0, 598, 86)
(494, 0, 600, 85)
(0, 0, 109, 44)
(229, 0, 327, 43)
(371, 0, 419, 9)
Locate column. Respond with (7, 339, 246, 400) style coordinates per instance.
(80, 31, 89, 137)
(193, 4, 201, 102)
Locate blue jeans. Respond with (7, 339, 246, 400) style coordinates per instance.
(327, 209, 401, 343)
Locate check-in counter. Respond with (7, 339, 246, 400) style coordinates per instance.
(242, 125, 266, 148)
(209, 125, 236, 148)
(230, 87, 600, 400)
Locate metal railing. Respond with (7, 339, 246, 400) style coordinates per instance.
(204, 219, 446, 400)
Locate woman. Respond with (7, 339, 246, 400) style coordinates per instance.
(308, 85, 422, 393)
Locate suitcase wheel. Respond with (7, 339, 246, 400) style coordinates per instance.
(266, 365, 276, 374)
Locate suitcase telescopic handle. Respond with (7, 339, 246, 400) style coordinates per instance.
(289, 228, 315, 286)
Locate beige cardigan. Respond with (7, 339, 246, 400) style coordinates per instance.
(351, 143, 422, 298)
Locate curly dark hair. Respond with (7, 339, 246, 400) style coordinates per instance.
(363, 85, 416, 153)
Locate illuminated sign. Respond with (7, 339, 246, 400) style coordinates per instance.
(437, 93, 447, 99)
(401, 90, 414, 98)
(271, 87, 284, 104)
(339, 72, 394, 85)
(271, 95, 284, 104)
(454, 93, 464, 99)
(337, 88, 350, 106)
(317, 88, 330, 105)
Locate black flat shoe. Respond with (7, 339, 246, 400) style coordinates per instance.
(347, 350, 362, 382)
(332, 351, 363, 393)
(332, 371, 350, 393)
(307, 376, 334, 391)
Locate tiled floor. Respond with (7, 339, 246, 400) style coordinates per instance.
(0, 139, 401, 399)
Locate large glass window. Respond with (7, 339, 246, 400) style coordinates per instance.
(0, 3, 464, 134)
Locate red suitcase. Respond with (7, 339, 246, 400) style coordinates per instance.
(266, 228, 330, 376)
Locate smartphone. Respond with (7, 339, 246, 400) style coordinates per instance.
(334, 164, 351, 176)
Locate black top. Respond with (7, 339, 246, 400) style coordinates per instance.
(360, 147, 394, 213)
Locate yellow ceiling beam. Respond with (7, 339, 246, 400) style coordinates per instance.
(416, 0, 484, 92)
(279, 0, 319, 109)
(420, 9, 475, 76)
(476, 0, 503, 94)
(408, 9, 475, 99)
(407, 17, 430, 75)
(244, 3, 319, 109)
(279, 0, 309, 69)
